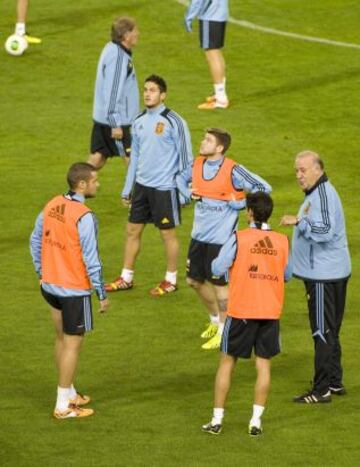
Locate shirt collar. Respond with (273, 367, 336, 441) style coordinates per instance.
(65, 191, 85, 203)
(305, 173, 328, 196)
(146, 103, 166, 115)
(112, 41, 132, 56)
(205, 156, 224, 166)
(249, 221, 271, 230)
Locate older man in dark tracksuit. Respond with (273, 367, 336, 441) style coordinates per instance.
(281, 151, 351, 403)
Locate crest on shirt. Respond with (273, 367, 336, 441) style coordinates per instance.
(303, 202, 311, 215)
(155, 122, 165, 135)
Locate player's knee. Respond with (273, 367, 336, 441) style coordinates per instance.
(186, 277, 201, 289)
(126, 223, 142, 239)
(255, 356, 271, 373)
(218, 299, 228, 313)
(54, 328, 64, 340)
(88, 152, 105, 169)
(64, 333, 84, 350)
(159, 228, 177, 241)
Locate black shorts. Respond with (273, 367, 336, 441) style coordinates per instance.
(221, 316, 280, 359)
(199, 20, 226, 49)
(41, 287, 93, 335)
(90, 122, 132, 158)
(129, 182, 181, 229)
(186, 239, 227, 286)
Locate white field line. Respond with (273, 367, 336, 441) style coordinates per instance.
(175, 0, 360, 50)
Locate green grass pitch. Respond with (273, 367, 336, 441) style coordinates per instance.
(1, 0, 359, 465)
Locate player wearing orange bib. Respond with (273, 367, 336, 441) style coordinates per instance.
(185, 129, 271, 350)
(202, 192, 292, 435)
(30, 163, 109, 419)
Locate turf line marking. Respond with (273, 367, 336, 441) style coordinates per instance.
(175, 0, 360, 50)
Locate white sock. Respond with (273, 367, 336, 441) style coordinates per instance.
(56, 386, 71, 411)
(15, 22, 26, 36)
(214, 82, 227, 102)
(165, 270, 177, 285)
(69, 384, 77, 400)
(217, 322, 224, 336)
(121, 268, 134, 283)
(210, 314, 219, 325)
(211, 407, 224, 425)
(250, 404, 265, 428)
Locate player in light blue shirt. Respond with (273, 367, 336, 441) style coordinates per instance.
(185, 0, 229, 109)
(185, 129, 272, 350)
(89, 17, 140, 170)
(105, 75, 193, 297)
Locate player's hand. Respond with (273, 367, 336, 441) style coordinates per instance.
(122, 197, 131, 207)
(228, 199, 246, 211)
(280, 215, 299, 226)
(190, 187, 201, 201)
(99, 298, 110, 314)
(185, 19, 192, 32)
(112, 127, 123, 140)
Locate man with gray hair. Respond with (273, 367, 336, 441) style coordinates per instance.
(89, 17, 140, 169)
(281, 151, 351, 403)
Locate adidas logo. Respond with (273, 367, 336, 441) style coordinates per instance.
(161, 217, 170, 224)
(48, 204, 66, 223)
(250, 236, 277, 256)
(248, 264, 258, 272)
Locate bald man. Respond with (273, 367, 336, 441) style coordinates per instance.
(281, 151, 351, 404)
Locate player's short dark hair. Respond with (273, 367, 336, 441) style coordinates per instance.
(111, 17, 136, 43)
(145, 75, 167, 93)
(206, 128, 231, 154)
(246, 192, 273, 223)
(67, 163, 96, 190)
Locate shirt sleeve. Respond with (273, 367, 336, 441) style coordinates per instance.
(185, 0, 203, 20)
(175, 164, 193, 203)
(211, 232, 237, 277)
(122, 123, 140, 198)
(284, 246, 293, 282)
(296, 192, 336, 243)
(78, 212, 107, 300)
(227, 199, 247, 211)
(232, 165, 272, 194)
(103, 49, 128, 128)
(173, 116, 193, 201)
(30, 212, 44, 278)
(174, 116, 193, 173)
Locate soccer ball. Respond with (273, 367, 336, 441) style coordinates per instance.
(4, 34, 28, 56)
